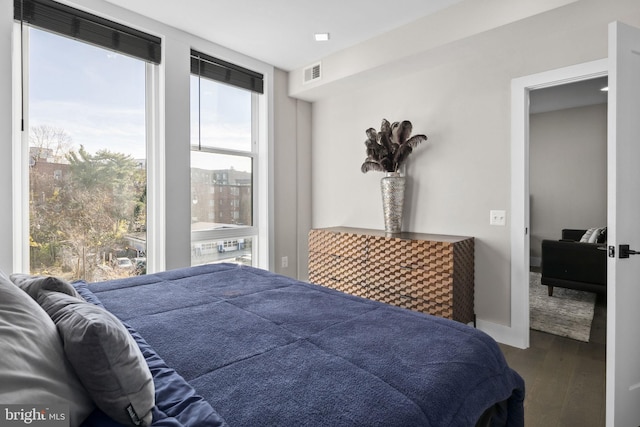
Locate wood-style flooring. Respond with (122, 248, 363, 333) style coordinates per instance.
(499, 293, 607, 426)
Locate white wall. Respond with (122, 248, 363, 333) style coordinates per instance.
(0, 0, 312, 276)
(530, 103, 608, 263)
(295, 0, 640, 327)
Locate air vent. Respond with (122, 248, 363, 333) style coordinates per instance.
(303, 62, 321, 84)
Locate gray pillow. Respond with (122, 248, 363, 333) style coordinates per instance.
(0, 271, 94, 426)
(10, 273, 82, 300)
(38, 291, 155, 426)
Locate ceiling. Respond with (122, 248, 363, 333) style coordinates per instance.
(530, 76, 608, 114)
(100, 0, 602, 111)
(102, 0, 464, 71)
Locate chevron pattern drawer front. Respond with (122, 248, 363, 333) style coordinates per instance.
(368, 236, 452, 270)
(308, 227, 475, 324)
(309, 229, 369, 297)
(309, 229, 367, 259)
(308, 252, 368, 298)
(371, 289, 454, 320)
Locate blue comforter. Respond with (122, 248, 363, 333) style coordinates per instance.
(78, 263, 524, 427)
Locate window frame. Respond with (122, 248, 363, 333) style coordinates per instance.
(189, 78, 261, 266)
(10, 2, 274, 275)
(12, 23, 162, 275)
(13, 23, 29, 273)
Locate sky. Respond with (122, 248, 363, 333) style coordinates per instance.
(29, 27, 147, 159)
(29, 27, 253, 173)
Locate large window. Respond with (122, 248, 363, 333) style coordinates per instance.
(190, 51, 262, 267)
(17, 0, 158, 281)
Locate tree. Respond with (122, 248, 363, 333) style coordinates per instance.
(29, 125, 73, 163)
(66, 145, 143, 224)
(28, 126, 73, 272)
(62, 146, 145, 277)
(29, 133, 147, 281)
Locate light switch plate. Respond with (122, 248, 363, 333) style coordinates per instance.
(490, 210, 506, 226)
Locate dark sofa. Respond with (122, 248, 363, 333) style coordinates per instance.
(541, 228, 607, 296)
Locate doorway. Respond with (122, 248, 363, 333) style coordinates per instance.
(529, 77, 608, 271)
(509, 59, 608, 349)
(528, 78, 608, 347)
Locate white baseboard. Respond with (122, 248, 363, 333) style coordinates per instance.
(476, 319, 529, 349)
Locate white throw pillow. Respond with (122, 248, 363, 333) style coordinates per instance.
(588, 227, 604, 243)
(0, 271, 94, 426)
(580, 227, 599, 243)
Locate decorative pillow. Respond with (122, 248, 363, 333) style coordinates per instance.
(38, 291, 155, 427)
(597, 227, 608, 244)
(0, 271, 94, 426)
(580, 227, 599, 243)
(590, 227, 607, 243)
(10, 273, 82, 300)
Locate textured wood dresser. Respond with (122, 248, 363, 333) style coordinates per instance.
(308, 227, 475, 324)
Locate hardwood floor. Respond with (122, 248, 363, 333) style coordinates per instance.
(499, 293, 607, 426)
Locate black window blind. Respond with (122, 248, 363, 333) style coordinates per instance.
(14, 0, 161, 64)
(191, 49, 264, 94)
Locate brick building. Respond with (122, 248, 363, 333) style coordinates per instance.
(191, 168, 252, 227)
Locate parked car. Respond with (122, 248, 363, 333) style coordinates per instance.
(234, 254, 252, 266)
(114, 257, 134, 269)
(133, 257, 146, 275)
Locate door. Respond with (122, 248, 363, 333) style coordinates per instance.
(607, 21, 640, 426)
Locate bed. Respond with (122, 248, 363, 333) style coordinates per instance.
(0, 263, 524, 427)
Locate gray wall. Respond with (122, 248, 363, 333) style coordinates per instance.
(290, 0, 639, 326)
(529, 104, 607, 265)
(273, 69, 312, 278)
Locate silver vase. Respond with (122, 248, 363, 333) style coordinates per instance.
(381, 172, 406, 233)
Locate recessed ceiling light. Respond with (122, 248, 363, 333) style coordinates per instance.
(314, 33, 330, 42)
(601, 86, 609, 91)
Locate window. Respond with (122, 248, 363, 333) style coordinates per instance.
(16, 0, 159, 281)
(190, 50, 262, 267)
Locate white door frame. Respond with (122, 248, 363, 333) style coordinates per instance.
(509, 59, 608, 349)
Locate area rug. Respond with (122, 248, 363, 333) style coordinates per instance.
(530, 272, 596, 342)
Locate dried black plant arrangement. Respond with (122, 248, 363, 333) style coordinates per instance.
(361, 119, 427, 173)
